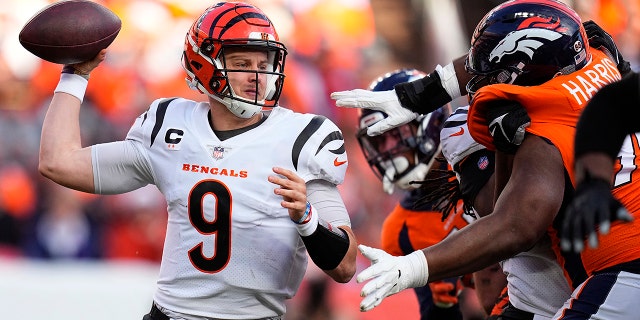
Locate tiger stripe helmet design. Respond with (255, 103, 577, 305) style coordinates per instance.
(182, 2, 287, 118)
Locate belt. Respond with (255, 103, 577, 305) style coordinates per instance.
(146, 302, 282, 320)
(146, 302, 169, 320)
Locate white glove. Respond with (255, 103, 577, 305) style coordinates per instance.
(331, 89, 418, 136)
(356, 245, 429, 312)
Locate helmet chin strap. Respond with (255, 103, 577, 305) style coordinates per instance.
(382, 166, 397, 195)
(211, 87, 263, 119)
(395, 163, 429, 190)
(382, 156, 430, 195)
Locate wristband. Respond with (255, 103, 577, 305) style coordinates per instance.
(407, 249, 429, 287)
(394, 69, 453, 115)
(55, 73, 89, 103)
(292, 202, 312, 224)
(435, 62, 461, 99)
(294, 202, 319, 237)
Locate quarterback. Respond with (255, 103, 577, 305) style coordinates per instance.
(38, 2, 357, 320)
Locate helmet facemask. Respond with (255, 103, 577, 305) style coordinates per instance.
(357, 119, 420, 181)
(356, 68, 451, 194)
(357, 107, 449, 194)
(182, 2, 287, 118)
(465, 61, 526, 97)
(211, 42, 285, 118)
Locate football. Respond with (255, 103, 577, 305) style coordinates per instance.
(19, 0, 121, 65)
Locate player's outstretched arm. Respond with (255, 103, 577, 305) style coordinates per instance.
(331, 55, 469, 136)
(39, 50, 107, 193)
(357, 135, 563, 312)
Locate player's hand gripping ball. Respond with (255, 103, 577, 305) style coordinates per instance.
(19, 0, 121, 64)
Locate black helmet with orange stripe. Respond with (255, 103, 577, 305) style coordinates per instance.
(182, 2, 287, 118)
(465, 0, 590, 96)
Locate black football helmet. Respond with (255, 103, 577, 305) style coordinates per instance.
(356, 69, 451, 193)
(465, 0, 591, 95)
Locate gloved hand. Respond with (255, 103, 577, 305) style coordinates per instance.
(331, 89, 418, 136)
(356, 245, 429, 311)
(583, 20, 631, 76)
(486, 100, 530, 154)
(561, 172, 633, 253)
(429, 279, 462, 308)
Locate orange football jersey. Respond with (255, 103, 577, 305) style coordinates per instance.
(467, 49, 626, 278)
(381, 200, 471, 257)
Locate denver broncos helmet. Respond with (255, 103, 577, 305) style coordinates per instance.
(357, 69, 451, 193)
(465, 0, 590, 95)
(182, 2, 287, 118)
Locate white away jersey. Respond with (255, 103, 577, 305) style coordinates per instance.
(440, 105, 485, 167)
(114, 98, 347, 318)
(440, 106, 571, 317)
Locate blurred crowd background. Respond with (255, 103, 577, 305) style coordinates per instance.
(0, 0, 638, 319)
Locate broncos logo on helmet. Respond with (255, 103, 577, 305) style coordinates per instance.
(490, 29, 562, 63)
(465, 0, 590, 95)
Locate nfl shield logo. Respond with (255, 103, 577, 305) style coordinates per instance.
(477, 155, 489, 170)
(212, 146, 225, 160)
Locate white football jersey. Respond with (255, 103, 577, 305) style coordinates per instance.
(440, 106, 571, 318)
(97, 98, 348, 318)
(440, 105, 485, 168)
(501, 236, 572, 317)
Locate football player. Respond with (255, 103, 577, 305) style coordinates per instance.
(434, 105, 572, 319)
(346, 2, 625, 320)
(356, 68, 485, 320)
(38, 2, 358, 320)
(556, 70, 640, 318)
(332, 20, 630, 137)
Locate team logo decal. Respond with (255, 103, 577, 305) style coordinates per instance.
(489, 28, 562, 63)
(208, 145, 229, 160)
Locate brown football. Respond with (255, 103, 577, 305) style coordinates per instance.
(19, 0, 121, 65)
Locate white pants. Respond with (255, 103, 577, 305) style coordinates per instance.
(552, 271, 640, 319)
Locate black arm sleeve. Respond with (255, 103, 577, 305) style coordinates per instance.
(302, 220, 350, 270)
(394, 71, 453, 115)
(575, 72, 640, 159)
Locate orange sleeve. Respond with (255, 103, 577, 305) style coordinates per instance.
(380, 203, 471, 256)
(468, 49, 621, 185)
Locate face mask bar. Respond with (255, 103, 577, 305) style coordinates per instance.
(212, 42, 286, 107)
(357, 124, 419, 181)
(466, 63, 527, 96)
